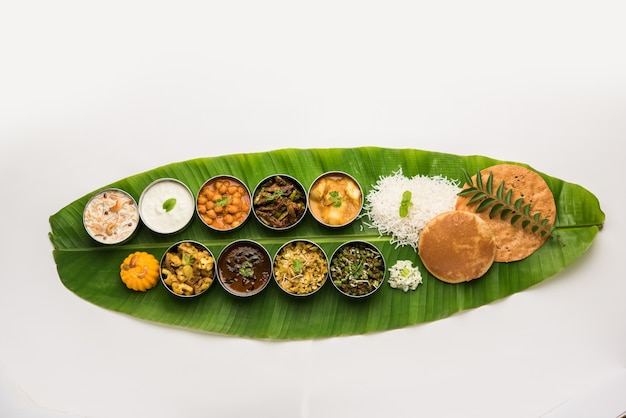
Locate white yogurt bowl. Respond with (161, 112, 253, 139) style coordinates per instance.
(139, 178, 195, 234)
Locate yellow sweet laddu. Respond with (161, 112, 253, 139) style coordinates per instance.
(119, 251, 160, 291)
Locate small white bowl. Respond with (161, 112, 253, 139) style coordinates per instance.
(139, 178, 195, 235)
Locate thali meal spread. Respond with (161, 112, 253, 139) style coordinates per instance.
(81, 159, 561, 299)
(55, 146, 605, 339)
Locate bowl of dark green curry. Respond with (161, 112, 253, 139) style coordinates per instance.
(329, 240, 386, 298)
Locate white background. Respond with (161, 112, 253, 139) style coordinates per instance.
(1, 1, 625, 417)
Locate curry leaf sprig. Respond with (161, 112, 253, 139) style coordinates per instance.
(458, 168, 553, 237)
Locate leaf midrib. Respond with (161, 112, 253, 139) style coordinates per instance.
(52, 222, 602, 253)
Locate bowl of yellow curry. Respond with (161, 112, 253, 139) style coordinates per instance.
(308, 171, 363, 228)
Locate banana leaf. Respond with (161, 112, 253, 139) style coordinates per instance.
(48, 147, 605, 340)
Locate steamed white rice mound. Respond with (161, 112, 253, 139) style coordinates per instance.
(363, 168, 461, 249)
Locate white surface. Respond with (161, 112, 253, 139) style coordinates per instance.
(543, 368, 626, 418)
(1, 1, 625, 417)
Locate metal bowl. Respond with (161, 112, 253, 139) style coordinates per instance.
(252, 174, 308, 231)
(329, 240, 386, 298)
(139, 178, 195, 235)
(83, 188, 140, 245)
(160, 240, 217, 298)
(216, 240, 273, 297)
(307, 171, 363, 228)
(196, 175, 252, 232)
(273, 239, 328, 297)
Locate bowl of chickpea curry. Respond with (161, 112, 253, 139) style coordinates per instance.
(196, 175, 252, 231)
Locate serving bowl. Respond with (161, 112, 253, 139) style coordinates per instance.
(273, 239, 328, 296)
(308, 171, 363, 227)
(139, 178, 195, 235)
(216, 240, 273, 297)
(329, 240, 386, 298)
(160, 240, 216, 298)
(196, 175, 252, 232)
(252, 174, 307, 231)
(83, 188, 140, 245)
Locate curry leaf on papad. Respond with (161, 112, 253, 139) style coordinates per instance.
(456, 164, 558, 262)
(48, 147, 605, 340)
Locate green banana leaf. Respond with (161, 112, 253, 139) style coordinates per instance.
(48, 147, 605, 340)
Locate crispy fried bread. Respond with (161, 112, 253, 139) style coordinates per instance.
(455, 164, 556, 262)
(418, 211, 496, 284)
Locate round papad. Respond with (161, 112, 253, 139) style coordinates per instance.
(455, 164, 556, 262)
